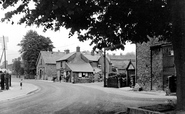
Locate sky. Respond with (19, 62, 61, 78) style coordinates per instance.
(0, 6, 136, 65)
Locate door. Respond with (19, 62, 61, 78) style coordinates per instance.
(39, 69, 42, 79)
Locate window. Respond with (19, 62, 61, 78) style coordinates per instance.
(170, 50, 174, 56)
(163, 46, 174, 56)
(82, 73, 86, 78)
(79, 73, 82, 78)
(79, 73, 88, 78)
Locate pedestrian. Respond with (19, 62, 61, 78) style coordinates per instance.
(71, 75, 74, 84)
(52, 77, 55, 82)
(20, 78, 23, 89)
(59, 75, 62, 82)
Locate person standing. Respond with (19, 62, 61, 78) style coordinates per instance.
(20, 79, 23, 89)
(71, 75, 74, 84)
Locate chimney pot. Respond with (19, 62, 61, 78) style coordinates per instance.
(64, 49, 70, 54)
(76, 46, 80, 52)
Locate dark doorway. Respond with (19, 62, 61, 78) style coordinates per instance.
(39, 69, 42, 79)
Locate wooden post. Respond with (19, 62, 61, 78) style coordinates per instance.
(3, 36, 6, 69)
(150, 48, 153, 90)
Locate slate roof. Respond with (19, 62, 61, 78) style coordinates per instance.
(111, 60, 130, 69)
(83, 54, 101, 61)
(66, 63, 93, 72)
(71, 52, 85, 64)
(57, 52, 76, 61)
(106, 54, 136, 70)
(107, 55, 135, 61)
(65, 52, 94, 72)
(93, 67, 101, 73)
(40, 51, 65, 64)
(57, 52, 100, 62)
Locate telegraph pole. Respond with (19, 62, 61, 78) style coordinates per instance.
(3, 36, 6, 69)
(104, 48, 106, 87)
(0, 36, 8, 69)
(103, 44, 124, 87)
(0, 36, 9, 90)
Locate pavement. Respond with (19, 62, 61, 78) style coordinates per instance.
(75, 82, 177, 99)
(0, 80, 176, 102)
(0, 82, 39, 102)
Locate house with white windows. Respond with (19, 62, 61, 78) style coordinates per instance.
(56, 46, 102, 83)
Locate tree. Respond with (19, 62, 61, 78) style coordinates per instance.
(1, 0, 185, 111)
(12, 57, 24, 77)
(18, 30, 54, 78)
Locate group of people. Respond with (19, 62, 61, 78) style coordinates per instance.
(52, 75, 63, 82)
(52, 73, 71, 83)
(0, 70, 12, 90)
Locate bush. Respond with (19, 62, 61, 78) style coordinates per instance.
(108, 72, 117, 77)
(117, 73, 126, 78)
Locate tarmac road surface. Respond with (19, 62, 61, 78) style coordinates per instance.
(0, 79, 173, 114)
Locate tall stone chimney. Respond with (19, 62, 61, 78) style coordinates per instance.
(76, 46, 80, 52)
(64, 49, 70, 54)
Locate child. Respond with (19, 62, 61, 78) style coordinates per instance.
(20, 79, 23, 89)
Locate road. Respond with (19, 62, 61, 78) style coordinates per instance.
(0, 79, 170, 114)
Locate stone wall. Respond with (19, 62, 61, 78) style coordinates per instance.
(136, 38, 165, 90)
(136, 42, 152, 90)
(36, 56, 45, 79)
(45, 64, 57, 80)
(152, 48, 163, 90)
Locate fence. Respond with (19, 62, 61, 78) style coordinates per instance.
(107, 75, 126, 88)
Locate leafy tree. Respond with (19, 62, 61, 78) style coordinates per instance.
(1, 0, 185, 111)
(12, 57, 22, 77)
(18, 30, 54, 78)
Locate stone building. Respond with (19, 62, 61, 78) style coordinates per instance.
(99, 53, 136, 87)
(136, 39, 175, 91)
(56, 46, 101, 83)
(107, 54, 135, 74)
(36, 51, 65, 80)
(126, 61, 136, 87)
